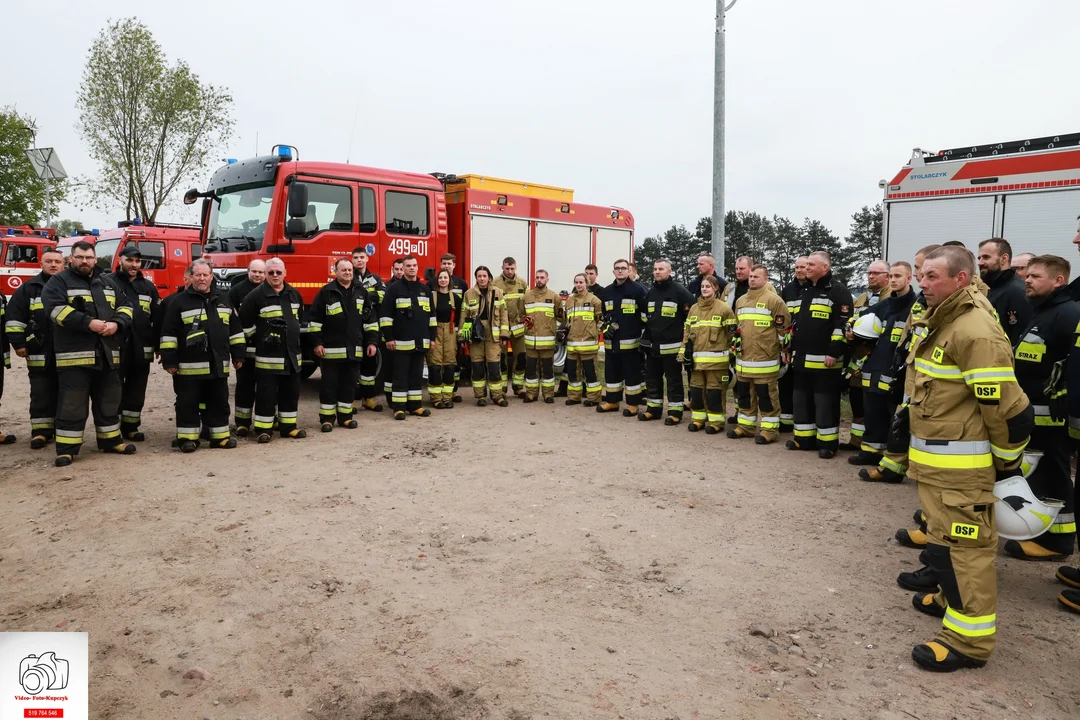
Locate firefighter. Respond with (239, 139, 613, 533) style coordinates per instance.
(351, 247, 385, 412)
(976, 237, 1033, 346)
(427, 268, 462, 408)
(1001, 255, 1079, 560)
(841, 260, 892, 451)
(584, 264, 603, 297)
(308, 258, 378, 431)
(778, 256, 809, 434)
(493, 256, 528, 397)
(459, 266, 509, 406)
(380, 255, 435, 419)
(0, 292, 11, 444)
(41, 240, 135, 467)
(1012, 252, 1035, 280)
(903, 246, 1032, 672)
(680, 275, 736, 432)
(521, 269, 562, 404)
(5, 248, 65, 448)
(849, 261, 916, 468)
(687, 252, 729, 299)
(382, 257, 406, 404)
(641, 259, 696, 424)
(158, 259, 245, 452)
(431, 253, 469, 402)
(786, 251, 853, 459)
(730, 264, 789, 442)
(228, 259, 265, 435)
(564, 273, 604, 406)
(110, 246, 161, 441)
(239, 258, 306, 442)
(1058, 217, 1080, 613)
(597, 258, 647, 415)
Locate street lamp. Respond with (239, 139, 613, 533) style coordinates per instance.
(712, 0, 738, 273)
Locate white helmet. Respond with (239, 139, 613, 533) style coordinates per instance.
(851, 313, 883, 341)
(994, 452, 1065, 540)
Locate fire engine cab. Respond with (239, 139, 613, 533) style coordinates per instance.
(883, 132, 1080, 263)
(0, 226, 56, 297)
(189, 147, 634, 302)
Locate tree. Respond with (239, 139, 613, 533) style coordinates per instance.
(54, 219, 85, 237)
(799, 217, 852, 286)
(0, 107, 67, 225)
(767, 215, 812, 289)
(840, 204, 884, 292)
(633, 224, 701, 287)
(77, 18, 234, 222)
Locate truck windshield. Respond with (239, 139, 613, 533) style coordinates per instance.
(205, 182, 274, 253)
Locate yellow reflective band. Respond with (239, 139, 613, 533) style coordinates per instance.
(943, 608, 996, 638)
(950, 522, 979, 539)
(1049, 522, 1076, 534)
(914, 358, 963, 380)
(909, 447, 993, 469)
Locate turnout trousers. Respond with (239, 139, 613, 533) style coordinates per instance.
(1024, 425, 1075, 554)
(689, 367, 729, 429)
(792, 368, 842, 451)
(919, 481, 998, 662)
(734, 372, 781, 441)
(381, 342, 396, 404)
(603, 350, 644, 409)
(55, 366, 123, 456)
(357, 344, 381, 400)
(426, 322, 458, 405)
(174, 375, 231, 445)
(644, 353, 686, 419)
(470, 338, 504, 401)
(118, 357, 151, 437)
(502, 335, 526, 394)
(234, 360, 257, 429)
(524, 349, 556, 401)
(27, 368, 58, 441)
(860, 388, 893, 461)
(391, 349, 425, 411)
(566, 351, 601, 402)
(319, 359, 360, 425)
(778, 366, 795, 433)
(846, 384, 865, 448)
(254, 371, 301, 437)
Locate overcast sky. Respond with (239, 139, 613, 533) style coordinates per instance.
(6, 0, 1080, 245)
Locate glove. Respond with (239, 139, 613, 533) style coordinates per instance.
(1046, 359, 1067, 422)
(886, 404, 910, 454)
(676, 348, 685, 363)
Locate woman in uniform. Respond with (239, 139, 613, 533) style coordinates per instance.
(681, 275, 737, 433)
(427, 269, 461, 409)
(459, 266, 510, 406)
(564, 273, 604, 406)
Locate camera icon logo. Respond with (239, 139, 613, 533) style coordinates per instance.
(19, 652, 69, 695)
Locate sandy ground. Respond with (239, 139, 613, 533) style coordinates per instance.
(1, 360, 1078, 720)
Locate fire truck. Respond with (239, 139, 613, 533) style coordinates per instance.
(0, 226, 57, 297)
(882, 132, 1080, 263)
(187, 147, 635, 301)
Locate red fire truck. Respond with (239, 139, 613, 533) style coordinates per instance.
(187, 147, 635, 301)
(882, 132, 1080, 262)
(0, 226, 57, 297)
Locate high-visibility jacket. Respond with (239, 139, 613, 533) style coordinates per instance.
(110, 270, 161, 364)
(781, 277, 806, 324)
(643, 278, 695, 355)
(565, 290, 603, 354)
(238, 282, 304, 374)
(5, 271, 54, 370)
(41, 267, 133, 370)
(790, 271, 852, 371)
(522, 286, 563, 351)
(1013, 286, 1080, 426)
(307, 280, 379, 361)
(682, 297, 737, 370)
(733, 287, 789, 378)
(860, 289, 917, 393)
(602, 278, 647, 352)
(380, 278, 436, 352)
(159, 287, 245, 377)
(460, 285, 508, 342)
(725, 279, 776, 308)
(493, 273, 528, 339)
(905, 285, 1032, 491)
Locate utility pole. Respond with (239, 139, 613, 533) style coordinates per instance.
(712, 0, 738, 273)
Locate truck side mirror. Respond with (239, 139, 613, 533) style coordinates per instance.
(183, 188, 200, 205)
(287, 182, 309, 219)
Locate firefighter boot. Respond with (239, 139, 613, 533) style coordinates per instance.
(622, 405, 638, 417)
(0, 432, 17, 445)
(911, 592, 947, 619)
(897, 565, 939, 592)
(597, 402, 620, 413)
(361, 397, 384, 412)
(1003, 540, 1071, 562)
(411, 408, 432, 417)
(123, 430, 146, 442)
(1056, 565, 1080, 589)
(180, 440, 199, 453)
(282, 428, 307, 439)
(848, 451, 882, 466)
(911, 642, 985, 672)
(55, 455, 73, 467)
(895, 527, 928, 549)
(394, 410, 407, 420)
(210, 437, 237, 449)
(1059, 588, 1080, 613)
(859, 466, 904, 484)
(102, 442, 137, 455)
(638, 404, 662, 421)
(785, 438, 816, 451)
(30, 435, 49, 450)
(727, 425, 754, 439)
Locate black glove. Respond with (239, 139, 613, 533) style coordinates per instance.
(886, 404, 910, 454)
(1045, 360, 1067, 422)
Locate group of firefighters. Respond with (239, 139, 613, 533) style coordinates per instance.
(2, 222, 1080, 672)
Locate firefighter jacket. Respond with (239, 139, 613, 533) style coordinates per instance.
(356, 269, 386, 306)
(110, 270, 160, 364)
(0, 294, 8, 370)
(5, 271, 54, 370)
(1063, 276, 1080, 439)
(733, 287, 789, 378)
(307, 280, 379, 362)
(643, 278, 696, 355)
(522, 286, 563, 352)
(159, 287, 244, 378)
(683, 297, 737, 372)
(380, 278, 436, 352)
(566, 290, 603, 354)
(432, 287, 463, 326)
(1013, 286, 1080, 423)
(493, 273, 528, 339)
(41, 266, 132, 371)
(984, 268, 1032, 346)
(847, 286, 894, 383)
(854, 287, 892, 314)
(602, 278, 647, 353)
(459, 285, 508, 342)
(860, 289, 917, 393)
(725, 279, 776, 308)
(905, 284, 1032, 491)
(228, 277, 259, 314)
(790, 272, 852, 371)
(239, 282, 304, 374)
(781, 278, 807, 325)
(688, 273, 729, 302)
(428, 274, 468, 307)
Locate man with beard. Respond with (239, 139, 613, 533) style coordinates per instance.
(977, 238, 1032, 346)
(110, 246, 161, 441)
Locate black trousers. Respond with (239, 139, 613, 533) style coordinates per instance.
(779, 367, 794, 432)
(604, 350, 644, 406)
(1026, 426, 1074, 553)
(358, 345, 381, 399)
(645, 353, 685, 417)
(174, 375, 230, 443)
(861, 389, 893, 455)
(255, 372, 300, 436)
(382, 344, 396, 402)
(119, 359, 151, 434)
(792, 369, 842, 451)
(847, 385, 865, 445)
(319, 359, 360, 423)
(55, 366, 122, 456)
(234, 359, 257, 428)
(524, 354, 556, 399)
(392, 350, 425, 411)
(27, 369, 59, 439)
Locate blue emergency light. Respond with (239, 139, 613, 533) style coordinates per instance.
(227, 158, 238, 165)
(6, 228, 14, 235)
(72, 230, 78, 236)
(275, 145, 293, 160)
(91, 229, 100, 236)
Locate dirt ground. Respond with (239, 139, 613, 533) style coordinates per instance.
(1, 362, 1078, 720)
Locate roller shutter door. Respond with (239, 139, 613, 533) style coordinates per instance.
(535, 222, 592, 294)
(1000, 190, 1080, 256)
(885, 196, 996, 263)
(469, 215, 530, 280)
(594, 228, 632, 288)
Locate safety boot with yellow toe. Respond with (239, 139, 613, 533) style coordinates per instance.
(911, 641, 985, 672)
(622, 405, 639, 417)
(895, 527, 928, 549)
(596, 402, 621, 413)
(1003, 540, 1071, 562)
(858, 466, 904, 483)
(361, 397, 383, 412)
(726, 425, 754, 439)
(1055, 565, 1080, 589)
(704, 422, 723, 435)
(638, 409, 662, 421)
(1059, 588, 1080, 613)
(911, 592, 946, 618)
(687, 420, 705, 433)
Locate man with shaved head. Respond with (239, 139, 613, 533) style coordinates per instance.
(841, 259, 893, 452)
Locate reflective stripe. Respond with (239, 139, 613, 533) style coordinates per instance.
(736, 307, 771, 318)
(909, 436, 993, 469)
(914, 359, 963, 380)
(963, 367, 1016, 384)
(881, 456, 907, 474)
(658, 341, 682, 355)
(942, 608, 996, 638)
(990, 441, 1026, 462)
